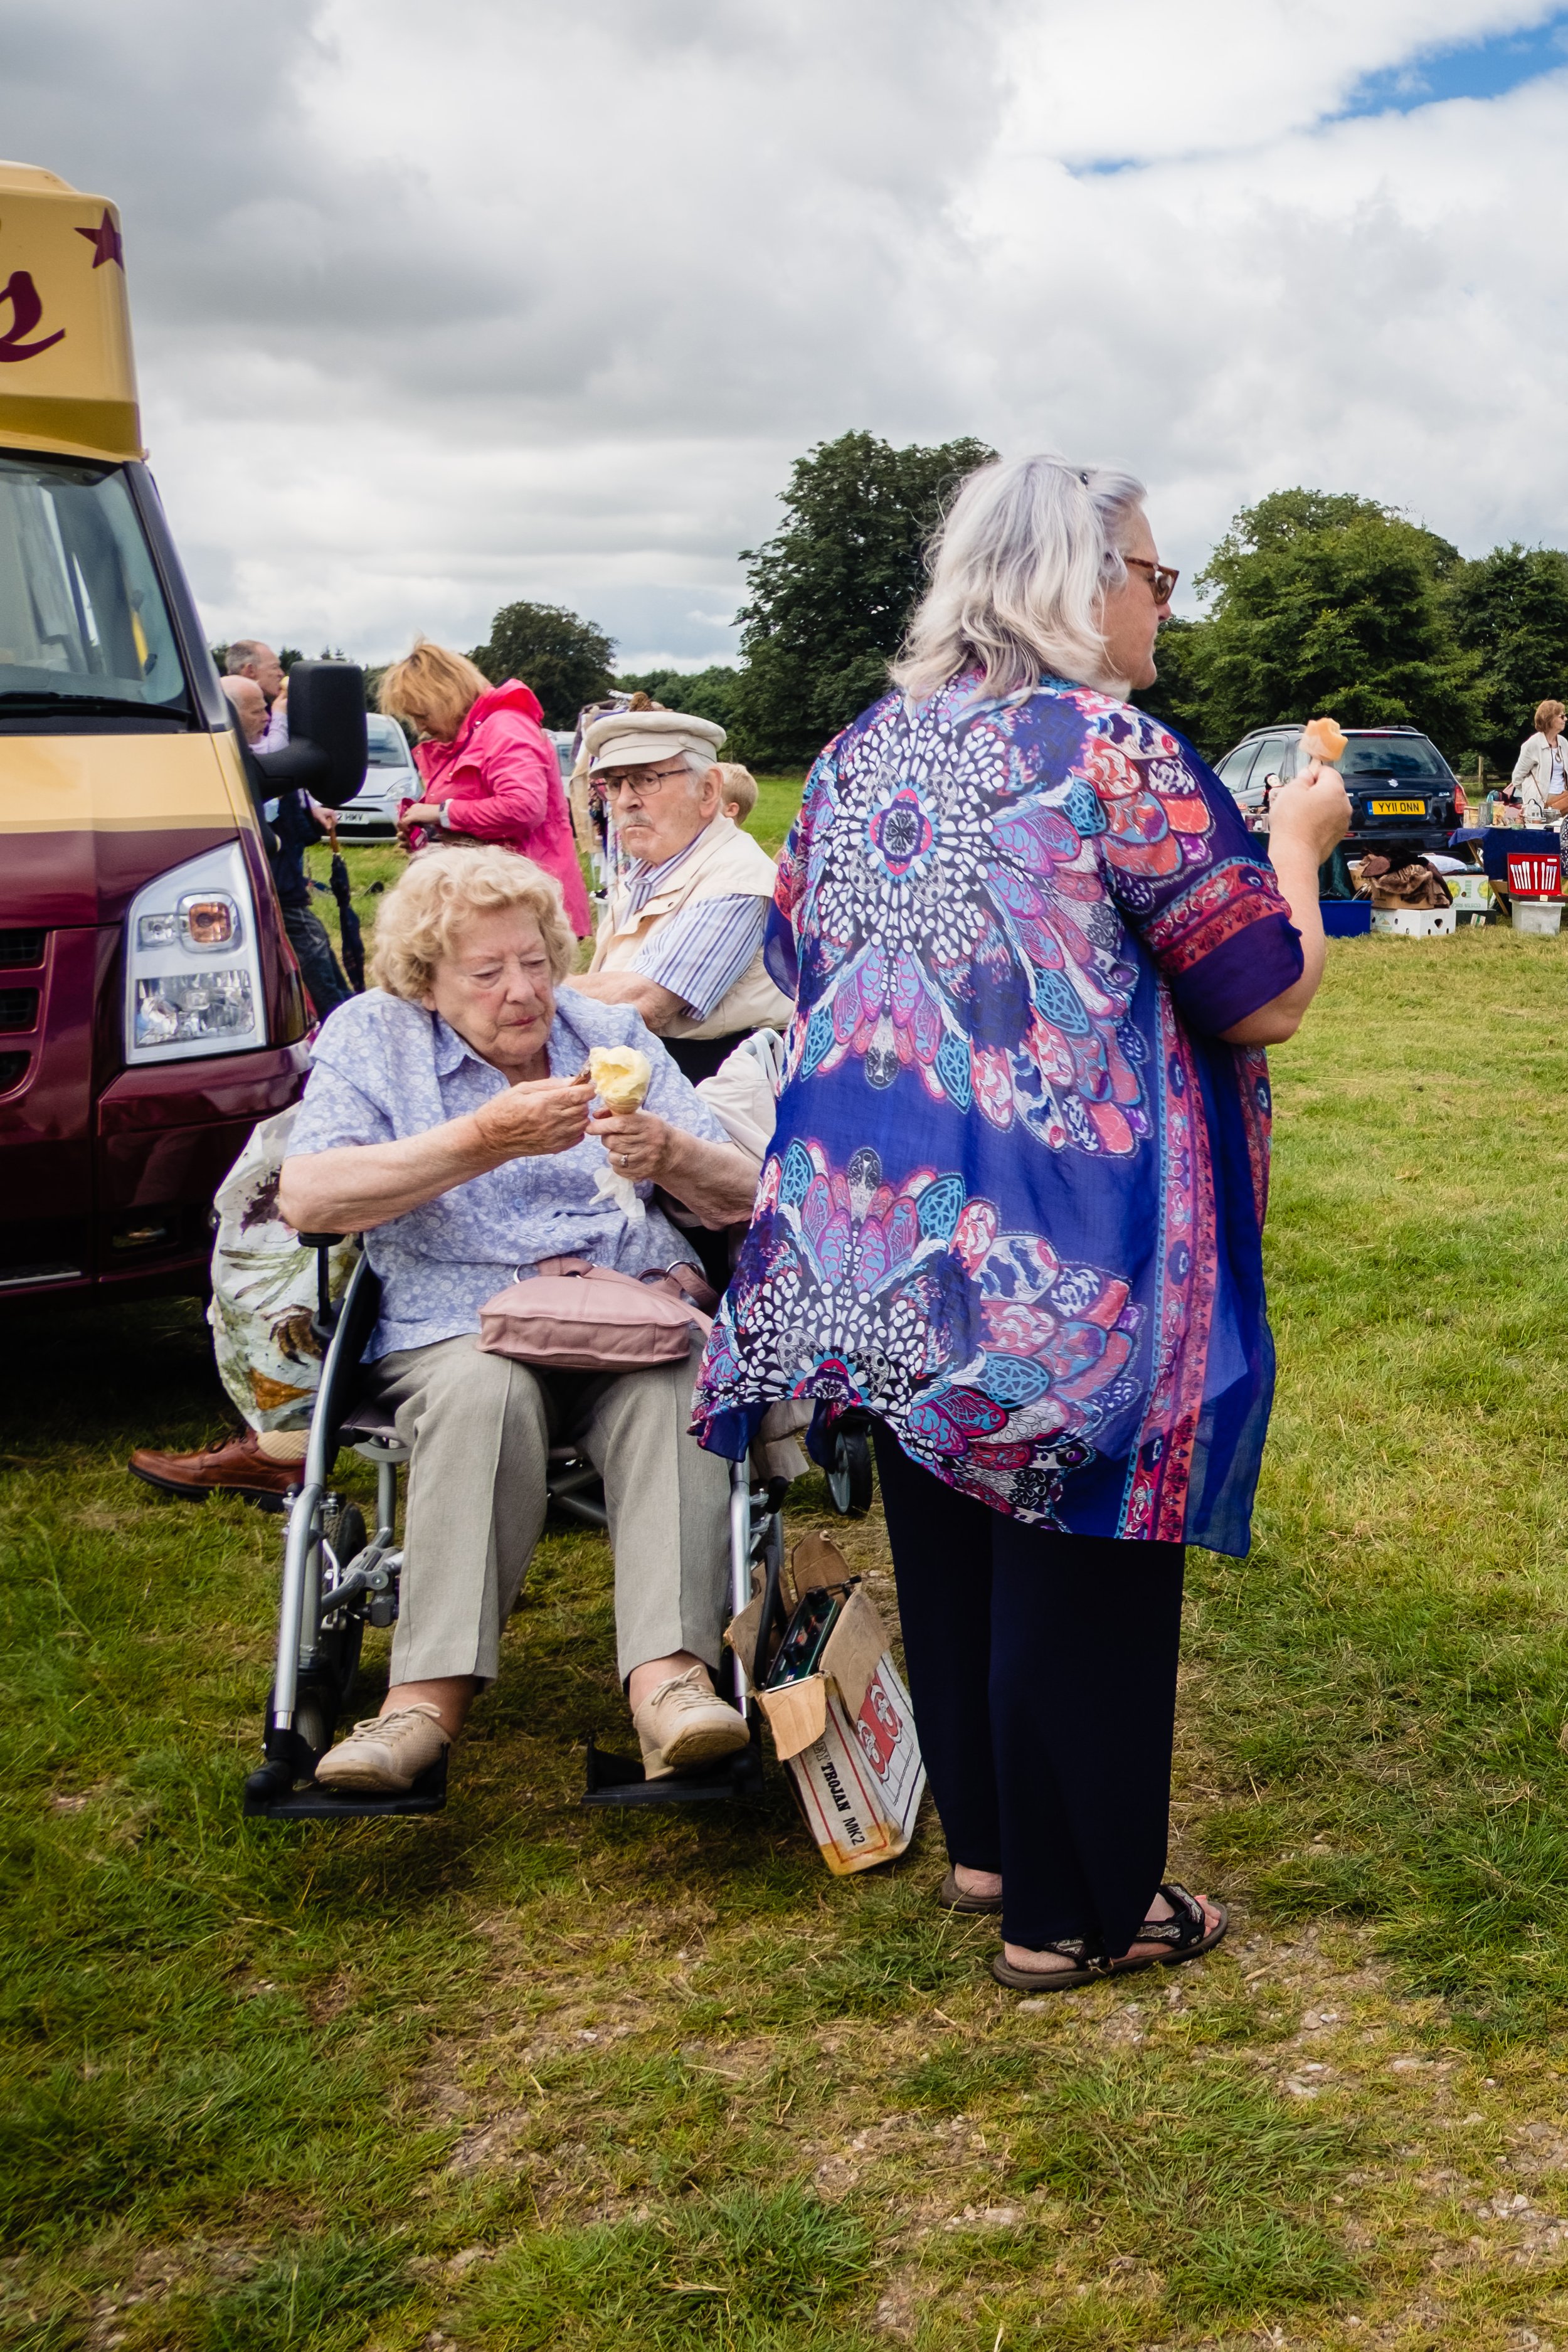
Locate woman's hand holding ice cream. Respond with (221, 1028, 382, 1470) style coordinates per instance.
(1269, 714, 1352, 865)
(590, 1106, 675, 1185)
(1219, 715, 1351, 1050)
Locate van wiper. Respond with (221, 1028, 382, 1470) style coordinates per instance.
(0, 689, 190, 719)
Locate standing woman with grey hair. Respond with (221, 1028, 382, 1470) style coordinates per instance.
(694, 453, 1349, 1990)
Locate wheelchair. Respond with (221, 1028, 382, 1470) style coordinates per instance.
(241, 1235, 800, 1822)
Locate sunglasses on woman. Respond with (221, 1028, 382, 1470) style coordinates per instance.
(1124, 556, 1179, 603)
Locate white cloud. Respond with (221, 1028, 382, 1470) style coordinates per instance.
(3, 0, 1564, 664)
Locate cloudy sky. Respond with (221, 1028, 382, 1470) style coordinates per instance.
(5, 0, 1567, 669)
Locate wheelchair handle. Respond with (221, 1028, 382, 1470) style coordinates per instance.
(298, 1231, 349, 1343)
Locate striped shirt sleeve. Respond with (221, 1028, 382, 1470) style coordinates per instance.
(630, 893, 768, 1021)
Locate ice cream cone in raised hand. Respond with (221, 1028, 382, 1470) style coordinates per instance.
(588, 1045, 652, 1115)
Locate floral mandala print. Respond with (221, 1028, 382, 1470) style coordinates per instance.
(700, 1141, 1147, 1525)
(783, 675, 1219, 1157)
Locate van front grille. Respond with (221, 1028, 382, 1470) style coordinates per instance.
(0, 990, 38, 1032)
(0, 930, 45, 968)
(0, 1051, 28, 1094)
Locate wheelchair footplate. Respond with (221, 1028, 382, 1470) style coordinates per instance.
(243, 1730, 449, 1821)
(582, 1720, 763, 1808)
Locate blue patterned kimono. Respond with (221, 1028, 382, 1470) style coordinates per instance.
(692, 674, 1303, 1555)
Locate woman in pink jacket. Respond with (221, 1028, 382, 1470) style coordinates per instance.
(379, 639, 591, 935)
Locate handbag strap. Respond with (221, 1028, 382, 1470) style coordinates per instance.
(517, 1253, 717, 1317)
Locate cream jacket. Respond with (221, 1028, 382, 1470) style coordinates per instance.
(589, 813, 793, 1041)
(1512, 732, 1568, 828)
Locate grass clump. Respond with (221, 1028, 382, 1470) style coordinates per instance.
(1009, 2053, 1363, 2322)
(194, 2232, 410, 2351)
(469, 2185, 873, 2349)
(897, 2043, 1037, 2112)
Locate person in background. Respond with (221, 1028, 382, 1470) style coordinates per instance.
(225, 642, 351, 1020)
(379, 640, 591, 937)
(226, 637, 290, 751)
(715, 762, 758, 827)
(694, 450, 1350, 1996)
(221, 673, 268, 746)
(567, 709, 792, 1083)
(1511, 701, 1568, 835)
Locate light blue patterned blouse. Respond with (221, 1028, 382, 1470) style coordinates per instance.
(286, 986, 733, 1360)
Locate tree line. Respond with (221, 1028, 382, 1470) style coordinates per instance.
(463, 436, 1568, 776)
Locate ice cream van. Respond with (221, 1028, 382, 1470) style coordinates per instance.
(0, 162, 364, 1305)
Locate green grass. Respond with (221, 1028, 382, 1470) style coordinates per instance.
(743, 774, 807, 858)
(15, 922, 1568, 2346)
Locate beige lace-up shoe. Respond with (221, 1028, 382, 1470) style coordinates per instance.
(632, 1666, 750, 1780)
(313, 1703, 448, 1793)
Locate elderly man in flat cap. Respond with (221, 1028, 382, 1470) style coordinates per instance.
(566, 707, 792, 1082)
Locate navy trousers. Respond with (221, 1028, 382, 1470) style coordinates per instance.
(282, 899, 351, 1022)
(871, 1426, 1186, 1957)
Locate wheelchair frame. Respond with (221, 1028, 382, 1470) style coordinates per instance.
(243, 1243, 789, 1821)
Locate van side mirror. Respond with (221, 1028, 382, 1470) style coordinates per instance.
(280, 662, 367, 808)
(246, 660, 367, 810)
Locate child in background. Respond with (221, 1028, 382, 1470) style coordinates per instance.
(715, 763, 758, 827)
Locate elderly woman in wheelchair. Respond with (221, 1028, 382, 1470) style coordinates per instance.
(275, 845, 761, 1796)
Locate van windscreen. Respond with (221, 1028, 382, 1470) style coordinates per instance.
(0, 454, 188, 716)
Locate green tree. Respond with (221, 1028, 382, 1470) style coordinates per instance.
(1444, 543, 1568, 775)
(612, 664, 744, 736)
(731, 429, 997, 768)
(471, 601, 616, 729)
(1180, 489, 1476, 757)
(1132, 618, 1212, 754)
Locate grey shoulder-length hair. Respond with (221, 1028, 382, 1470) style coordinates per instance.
(891, 452, 1148, 702)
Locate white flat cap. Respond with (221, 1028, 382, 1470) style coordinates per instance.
(585, 707, 726, 774)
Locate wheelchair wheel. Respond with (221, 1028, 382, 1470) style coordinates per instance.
(319, 1502, 367, 1706)
(825, 1424, 874, 1517)
(322, 1496, 366, 1567)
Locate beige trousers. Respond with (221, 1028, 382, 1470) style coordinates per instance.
(366, 1333, 733, 1687)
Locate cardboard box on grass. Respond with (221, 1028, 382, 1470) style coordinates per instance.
(727, 1529, 926, 1876)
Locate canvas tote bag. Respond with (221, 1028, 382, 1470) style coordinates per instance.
(477, 1255, 717, 1372)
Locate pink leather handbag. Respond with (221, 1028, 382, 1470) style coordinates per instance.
(477, 1255, 717, 1372)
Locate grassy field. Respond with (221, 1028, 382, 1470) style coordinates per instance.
(11, 919, 1568, 2348)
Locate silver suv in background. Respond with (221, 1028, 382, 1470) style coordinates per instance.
(1213, 724, 1460, 857)
(333, 714, 420, 842)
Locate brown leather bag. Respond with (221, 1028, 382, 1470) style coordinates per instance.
(477, 1254, 717, 1372)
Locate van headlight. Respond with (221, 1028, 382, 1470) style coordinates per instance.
(124, 841, 269, 1062)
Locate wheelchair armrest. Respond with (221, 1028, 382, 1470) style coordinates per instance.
(296, 1231, 347, 1248)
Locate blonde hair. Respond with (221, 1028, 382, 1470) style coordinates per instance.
(1536, 699, 1565, 733)
(892, 452, 1148, 702)
(714, 761, 757, 821)
(379, 638, 492, 741)
(369, 845, 576, 1000)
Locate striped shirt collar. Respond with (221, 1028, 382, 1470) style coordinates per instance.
(623, 827, 708, 913)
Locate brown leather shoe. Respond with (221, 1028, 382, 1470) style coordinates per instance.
(128, 1429, 299, 1511)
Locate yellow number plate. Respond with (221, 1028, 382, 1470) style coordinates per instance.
(1368, 798, 1426, 815)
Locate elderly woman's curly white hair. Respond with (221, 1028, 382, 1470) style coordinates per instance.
(369, 845, 577, 1002)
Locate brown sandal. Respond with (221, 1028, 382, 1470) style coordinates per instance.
(990, 1885, 1227, 1994)
(1108, 1882, 1227, 1971)
(938, 1868, 1004, 1915)
(990, 1938, 1111, 1993)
